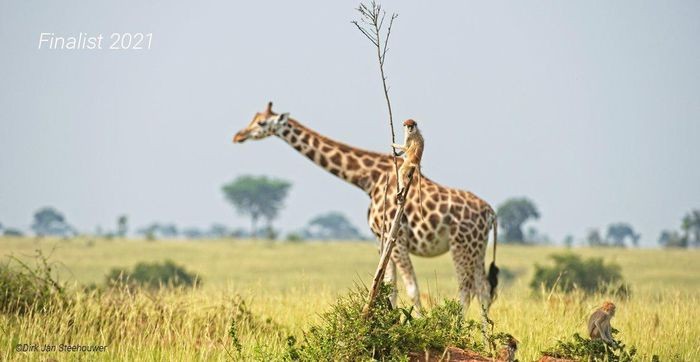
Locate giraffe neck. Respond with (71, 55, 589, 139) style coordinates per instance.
(275, 118, 392, 194)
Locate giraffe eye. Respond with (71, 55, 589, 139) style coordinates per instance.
(257, 121, 267, 127)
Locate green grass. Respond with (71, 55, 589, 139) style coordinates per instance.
(1, 236, 699, 361)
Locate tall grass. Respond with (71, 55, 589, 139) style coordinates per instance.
(1, 237, 699, 361)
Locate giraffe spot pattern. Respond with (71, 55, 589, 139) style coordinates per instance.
(275, 119, 496, 312)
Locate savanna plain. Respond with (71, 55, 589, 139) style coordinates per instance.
(1, 237, 699, 361)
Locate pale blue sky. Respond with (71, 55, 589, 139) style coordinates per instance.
(1, 1, 698, 245)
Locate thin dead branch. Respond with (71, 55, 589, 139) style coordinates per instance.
(352, 1, 400, 247)
(354, 1, 411, 318)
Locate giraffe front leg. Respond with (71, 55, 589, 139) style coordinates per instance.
(392, 243, 422, 313)
(384, 260, 398, 307)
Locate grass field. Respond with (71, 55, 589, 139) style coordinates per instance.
(1, 237, 699, 361)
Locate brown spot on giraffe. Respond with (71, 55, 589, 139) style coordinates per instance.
(330, 152, 342, 167)
(306, 150, 316, 160)
(346, 156, 360, 171)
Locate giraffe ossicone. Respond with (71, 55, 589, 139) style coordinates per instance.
(233, 102, 499, 312)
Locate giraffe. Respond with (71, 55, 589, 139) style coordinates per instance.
(232, 102, 499, 313)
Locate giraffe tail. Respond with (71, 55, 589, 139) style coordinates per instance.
(487, 216, 499, 301)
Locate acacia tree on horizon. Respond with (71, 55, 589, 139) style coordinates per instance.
(606, 222, 640, 247)
(497, 197, 540, 243)
(31, 206, 76, 237)
(222, 175, 291, 239)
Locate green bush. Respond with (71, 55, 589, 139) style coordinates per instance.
(541, 330, 646, 362)
(275, 284, 513, 361)
(0, 251, 68, 315)
(285, 233, 304, 243)
(106, 260, 202, 289)
(530, 253, 629, 296)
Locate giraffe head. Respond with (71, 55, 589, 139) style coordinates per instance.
(233, 102, 289, 143)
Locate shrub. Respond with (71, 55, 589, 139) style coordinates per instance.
(0, 251, 68, 315)
(106, 260, 202, 289)
(541, 329, 646, 362)
(285, 233, 304, 242)
(530, 253, 629, 296)
(275, 284, 513, 361)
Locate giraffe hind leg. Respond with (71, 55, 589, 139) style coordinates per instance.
(449, 239, 476, 312)
(476, 263, 494, 311)
(475, 260, 496, 347)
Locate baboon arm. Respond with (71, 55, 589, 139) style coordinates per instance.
(605, 329, 616, 345)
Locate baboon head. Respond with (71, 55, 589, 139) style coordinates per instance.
(403, 118, 418, 135)
(602, 301, 616, 316)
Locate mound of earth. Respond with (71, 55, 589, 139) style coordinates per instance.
(408, 346, 513, 362)
(538, 356, 577, 362)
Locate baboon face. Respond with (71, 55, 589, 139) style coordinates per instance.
(602, 301, 616, 316)
(233, 102, 288, 143)
(403, 119, 418, 135)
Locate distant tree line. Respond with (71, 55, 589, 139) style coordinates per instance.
(3, 176, 696, 248)
(496, 197, 698, 249)
(583, 223, 640, 248)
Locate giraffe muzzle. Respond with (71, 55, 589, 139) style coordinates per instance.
(233, 131, 248, 143)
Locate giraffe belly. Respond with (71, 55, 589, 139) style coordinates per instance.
(408, 228, 451, 257)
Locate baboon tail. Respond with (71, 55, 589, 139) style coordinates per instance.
(487, 217, 499, 301)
